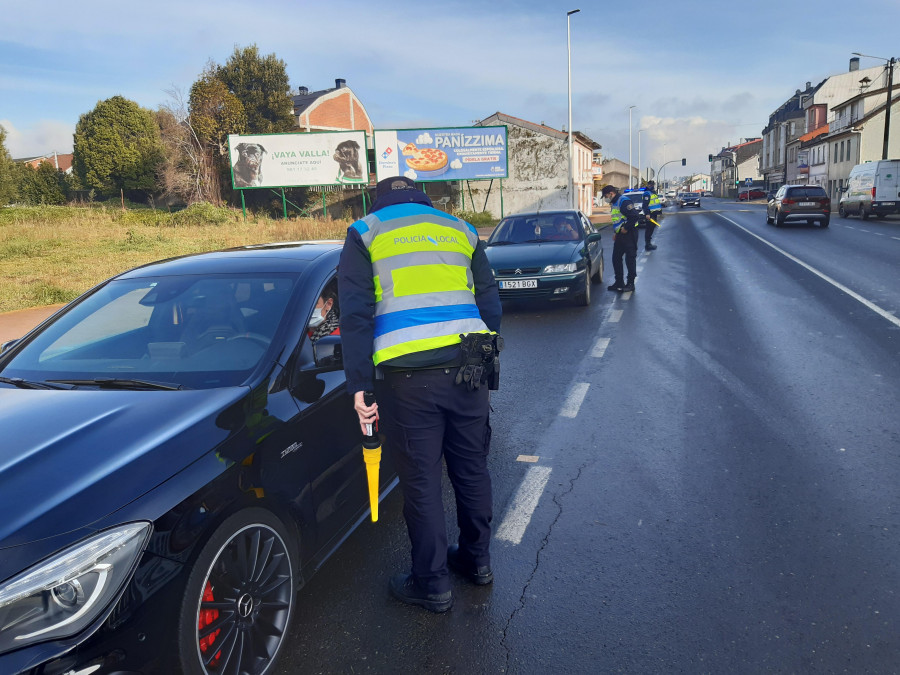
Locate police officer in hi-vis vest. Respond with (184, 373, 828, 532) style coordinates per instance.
(339, 176, 502, 613)
(601, 184, 639, 292)
(641, 181, 662, 251)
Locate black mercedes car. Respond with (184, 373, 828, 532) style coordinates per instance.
(484, 209, 603, 306)
(0, 242, 395, 675)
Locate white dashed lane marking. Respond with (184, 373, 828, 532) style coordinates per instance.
(495, 465, 554, 545)
(609, 309, 624, 323)
(559, 382, 590, 418)
(591, 337, 611, 358)
(719, 214, 900, 330)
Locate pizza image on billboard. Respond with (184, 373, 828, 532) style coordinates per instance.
(375, 127, 508, 182)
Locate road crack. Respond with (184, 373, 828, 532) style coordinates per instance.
(500, 463, 586, 673)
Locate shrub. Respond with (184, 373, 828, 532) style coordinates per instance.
(455, 210, 498, 229)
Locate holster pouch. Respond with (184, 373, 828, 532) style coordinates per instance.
(456, 333, 504, 391)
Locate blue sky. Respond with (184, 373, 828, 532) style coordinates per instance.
(2, 0, 898, 176)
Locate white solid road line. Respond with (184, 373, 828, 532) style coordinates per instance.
(559, 382, 590, 418)
(495, 465, 553, 545)
(719, 215, 900, 329)
(609, 309, 624, 323)
(591, 337, 611, 358)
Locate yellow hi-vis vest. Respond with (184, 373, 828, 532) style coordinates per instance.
(352, 203, 490, 365)
(610, 195, 632, 233)
(649, 192, 662, 212)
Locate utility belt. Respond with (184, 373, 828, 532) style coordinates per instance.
(456, 332, 504, 391)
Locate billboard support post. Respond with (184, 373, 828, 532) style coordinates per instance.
(500, 180, 504, 218)
(282, 189, 287, 220)
(240, 190, 247, 222)
(322, 192, 327, 219)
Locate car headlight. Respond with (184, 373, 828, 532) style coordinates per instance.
(543, 263, 577, 274)
(0, 522, 151, 654)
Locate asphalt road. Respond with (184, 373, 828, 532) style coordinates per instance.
(275, 200, 900, 673)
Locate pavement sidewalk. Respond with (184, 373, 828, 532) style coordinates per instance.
(0, 304, 65, 344)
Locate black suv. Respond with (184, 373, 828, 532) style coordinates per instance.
(766, 185, 831, 227)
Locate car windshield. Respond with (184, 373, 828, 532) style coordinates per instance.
(1, 273, 298, 389)
(488, 214, 582, 244)
(684, 193, 699, 198)
(786, 187, 827, 198)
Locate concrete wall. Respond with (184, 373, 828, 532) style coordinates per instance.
(460, 123, 569, 217)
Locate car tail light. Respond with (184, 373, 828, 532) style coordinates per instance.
(872, 186, 877, 199)
(782, 198, 795, 205)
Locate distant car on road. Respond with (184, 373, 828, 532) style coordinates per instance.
(766, 184, 830, 227)
(677, 192, 701, 208)
(738, 189, 767, 201)
(485, 210, 603, 306)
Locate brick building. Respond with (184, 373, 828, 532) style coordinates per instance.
(291, 79, 374, 135)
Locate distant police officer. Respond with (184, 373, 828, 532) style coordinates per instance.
(339, 176, 502, 613)
(601, 184, 639, 292)
(641, 181, 662, 250)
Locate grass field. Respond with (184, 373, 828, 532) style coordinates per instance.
(0, 204, 351, 313)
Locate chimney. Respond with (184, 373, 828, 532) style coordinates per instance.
(850, 57, 860, 72)
(298, 86, 309, 95)
(335, 78, 346, 89)
(806, 81, 811, 89)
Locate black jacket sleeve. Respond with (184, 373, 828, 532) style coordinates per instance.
(619, 198, 640, 231)
(337, 227, 376, 395)
(471, 239, 502, 333)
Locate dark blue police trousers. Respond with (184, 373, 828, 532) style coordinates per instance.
(376, 367, 492, 595)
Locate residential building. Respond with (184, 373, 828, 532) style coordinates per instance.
(824, 85, 900, 202)
(16, 152, 73, 174)
(710, 139, 762, 197)
(801, 125, 831, 189)
(468, 112, 600, 216)
(291, 79, 374, 135)
(760, 58, 886, 192)
(760, 83, 819, 191)
(685, 173, 711, 193)
(599, 158, 639, 191)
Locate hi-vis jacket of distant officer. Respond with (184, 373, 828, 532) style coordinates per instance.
(602, 184, 640, 292)
(339, 176, 501, 613)
(641, 182, 662, 251)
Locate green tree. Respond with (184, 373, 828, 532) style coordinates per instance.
(19, 161, 66, 205)
(216, 45, 295, 133)
(73, 95, 164, 199)
(0, 125, 18, 205)
(190, 68, 247, 155)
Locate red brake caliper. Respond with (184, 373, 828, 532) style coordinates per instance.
(198, 581, 222, 667)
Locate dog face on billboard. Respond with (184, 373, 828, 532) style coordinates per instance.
(233, 142, 267, 187)
(333, 140, 362, 180)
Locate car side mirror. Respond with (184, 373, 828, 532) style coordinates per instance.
(312, 335, 343, 371)
(0, 339, 19, 355)
(586, 232, 602, 243)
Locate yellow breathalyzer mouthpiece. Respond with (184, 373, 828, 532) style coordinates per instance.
(362, 443, 381, 522)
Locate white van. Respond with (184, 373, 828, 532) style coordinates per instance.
(838, 160, 900, 219)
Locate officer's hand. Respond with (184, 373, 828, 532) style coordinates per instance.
(353, 390, 379, 435)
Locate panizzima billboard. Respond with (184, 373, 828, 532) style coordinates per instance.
(374, 126, 508, 183)
(227, 131, 368, 189)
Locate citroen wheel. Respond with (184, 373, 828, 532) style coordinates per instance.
(177, 507, 297, 675)
(576, 272, 591, 306)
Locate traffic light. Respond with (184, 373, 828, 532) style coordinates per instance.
(735, 180, 740, 185)
(682, 158, 686, 166)
(708, 154, 713, 162)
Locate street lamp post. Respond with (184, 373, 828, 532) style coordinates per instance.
(627, 105, 636, 188)
(638, 129, 644, 186)
(852, 52, 896, 160)
(567, 9, 580, 209)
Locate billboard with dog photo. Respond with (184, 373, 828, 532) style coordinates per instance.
(228, 131, 369, 189)
(374, 126, 508, 183)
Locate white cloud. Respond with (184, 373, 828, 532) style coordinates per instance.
(0, 119, 74, 158)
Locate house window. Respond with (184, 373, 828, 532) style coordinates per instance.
(834, 143, 838, 162)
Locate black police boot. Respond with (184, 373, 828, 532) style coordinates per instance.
(645, 243, 657, 251)
(447, 545, 493, 585)
(389, 573, 452, 613)
(622, 283, 635, 292)
(608, 282, 624, 292)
